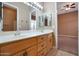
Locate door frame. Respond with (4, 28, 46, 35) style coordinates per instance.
(54, 2, 58, 49)
(78, 3, 79, 56)
(2, 2, 19, 31)
(57, 2, 78, 55)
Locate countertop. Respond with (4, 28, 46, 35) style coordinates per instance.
(0, 29, 53, 44)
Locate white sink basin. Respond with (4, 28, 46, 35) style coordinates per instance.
(0, 35, 16, 43)
(0, 30, 53, 44)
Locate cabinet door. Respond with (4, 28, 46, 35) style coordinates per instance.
(37, 41, 46, 52)
(37, 35, 45, 43)
(52, 33, 55, 47)
(38, 48, 47, 56)
(1, 37, 37, 56)
(26, 45, 37, 56)
(38, 50, 45, 56)
(14, 51, 27, 56)
(47, 39, 51, 51)
(47, 33, 54, 51)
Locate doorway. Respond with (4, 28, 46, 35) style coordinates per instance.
(57, 2, 78, 55)
(3, 3, 17, 31)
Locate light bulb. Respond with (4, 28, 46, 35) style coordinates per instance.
(66, 7, 70, 10)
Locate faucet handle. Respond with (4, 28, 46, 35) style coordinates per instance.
(14, 32, 20, 36)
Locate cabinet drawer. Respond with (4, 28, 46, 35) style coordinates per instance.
(14, 51, 27, 56)
(48, 34, 55, 47)
(47, 39, 53, 51)
(37, 36, 44, 43)
(43, 48, 48, 56)
(38, 51, 44, 56)
(26, 45, 37, 56)
(37, 41, 46, 52)
(48, 33, 53, 39)
(37, 35, 47, 43)
(38, 48, 47, 56)
(0, 37, 37, 55)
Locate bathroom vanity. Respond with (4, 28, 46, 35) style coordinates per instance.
(0, 2, 56, 56)
(0, 30, 55, 56)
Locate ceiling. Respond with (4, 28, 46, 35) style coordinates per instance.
(57, 2, 78, 14)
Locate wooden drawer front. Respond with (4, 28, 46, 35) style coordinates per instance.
(38, 48, 47, 56)
(47, 39, 53, 51)
(48, 33, 53, 40)
(0, 37, 37, 55)
(37, 41, 46, 52)
(43, 48, 48, 56)
(37, 36, 45, 43)
(14, 51, 26, 56)
(48, 33, 55, 47)
(38, 50, 44, 56)
(37, 35, 47, 43)
(26, 45, 37, 56)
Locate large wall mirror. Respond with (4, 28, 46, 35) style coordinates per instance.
(0, 2, 43, 32)
(0, 2, 53, 32)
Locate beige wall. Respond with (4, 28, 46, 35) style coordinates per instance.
(43, 2, 57, 48)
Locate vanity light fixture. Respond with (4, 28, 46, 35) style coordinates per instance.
(24, 2, 43, 10)
(60, 3, 76, 11)
(65, 7, 70, 10)
(33, 2, 43, 9)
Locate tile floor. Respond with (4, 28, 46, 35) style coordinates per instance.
(56, 50, 76, 56)
(47, 48, 76, 56)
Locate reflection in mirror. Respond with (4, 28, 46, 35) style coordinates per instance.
(3, 3, 17, 31)
(44, 15, 48, 26)
(38, 13, 53, 29)
(0, 2, 43, 32)
(30, 10, 36, 30)
(38, 15, 44, 28)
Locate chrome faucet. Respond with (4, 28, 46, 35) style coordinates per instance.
(14, 31, 20, 36)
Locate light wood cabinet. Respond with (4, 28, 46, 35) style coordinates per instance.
(0, 33, 55, 56)
(0, 37, 37, 56)
(26, 45, 37, 56)
(14, 51, 27, 56)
